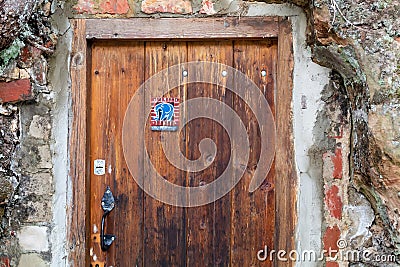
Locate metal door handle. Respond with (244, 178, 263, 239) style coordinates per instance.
(101, 186, 116, 251)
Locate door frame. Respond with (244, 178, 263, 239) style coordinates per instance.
(68, 17, 296, 266)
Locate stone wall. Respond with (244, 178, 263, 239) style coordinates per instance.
(311, 0, 400, 265)
(0, 0, 398, 266)
(0, 1, 59, 266)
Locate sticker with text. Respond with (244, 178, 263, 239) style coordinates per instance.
(150, 97, 179, 131)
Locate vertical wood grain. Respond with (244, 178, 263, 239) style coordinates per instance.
(231, 40, 277, 267)
(68, 19, 88, 267)
(77, 24, 295, 265)
(89, 42, 145, 266)
(143, 41, 187, 266)
(89, 42, 110, 265)
(110, 42, 145, 267)
(276, 17, 296, 266)
(186, 41, 233, 267)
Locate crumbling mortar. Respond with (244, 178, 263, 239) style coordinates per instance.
(306, 0, 400, 262)
(0, 1, 59, 264)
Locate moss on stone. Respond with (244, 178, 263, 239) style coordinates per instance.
(0, 39, 24, 75)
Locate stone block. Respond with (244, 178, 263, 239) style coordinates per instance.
(25, 199, 53, 223)
(0, 79, 33, 104)
(141, 0, 192, 14)
(29, 57, 47, 86)
(73, 0, 96, 14)
(18, 226, 49, 252)
(198, 0, 239, 15)
(322, 147, 343, 180)
(19, 69, 30, 79)
(29, 115, 51, 140)
(18, 254, 48, 267)
(346, 189, 374, 247)
(199, 0, 216, 15)
(22, 173, 53, 196)
(38, 145, 52, 169)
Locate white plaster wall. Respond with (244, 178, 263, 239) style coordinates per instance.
(49, 6, 72, 267)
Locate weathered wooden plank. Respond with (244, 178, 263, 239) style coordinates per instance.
(89, 41, 111, 265)
(231, 40, 277, 267)
(143, 41, 187, 266)
(275, 17, 296, 266)
(89, 42, 146, 266)
(186, 41, 233, 267)
(86, 17, 279, 40)
(68, 19, 88, 267)
(102, 42, 145, 267)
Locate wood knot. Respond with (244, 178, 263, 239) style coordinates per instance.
(71, 52, 84, 67)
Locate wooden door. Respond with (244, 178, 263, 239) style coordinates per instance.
(89, 40, 277, 267)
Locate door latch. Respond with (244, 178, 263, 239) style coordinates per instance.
(101, 186, 116, 251)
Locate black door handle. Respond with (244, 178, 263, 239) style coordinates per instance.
(101, 186, 116, 251)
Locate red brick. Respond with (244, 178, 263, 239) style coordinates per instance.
(326, 261, 339, 267)
(323, 225, 340, 257)
(141, 0, 192, 14)
(0, 79, 33, 103)
(325, 185, 342, 219)
(74, 0, 96, 14)
(331, 147, 342, 179)
(74, 0, 129, 14)
(99, 0, 129, 14)
(0, 257, 10, 267)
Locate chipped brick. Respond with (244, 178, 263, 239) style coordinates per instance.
(0, 79, 33, 103)
(141, 0, 192, 14)
(74, 0, 96, 14)
(326, 261, 339, 267)
(200, 0, 216, 15)
(325, 185, 343, 219)
(74, 0, 129, 14)
(0, 257, 10, 267)
(332, 147, 343, 179)
(323, 225, 340, 257)
(99, 0, 129, 14)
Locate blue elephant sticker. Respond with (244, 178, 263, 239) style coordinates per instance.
(150, 97, 179, 131)
(153, 102, 174, 121)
